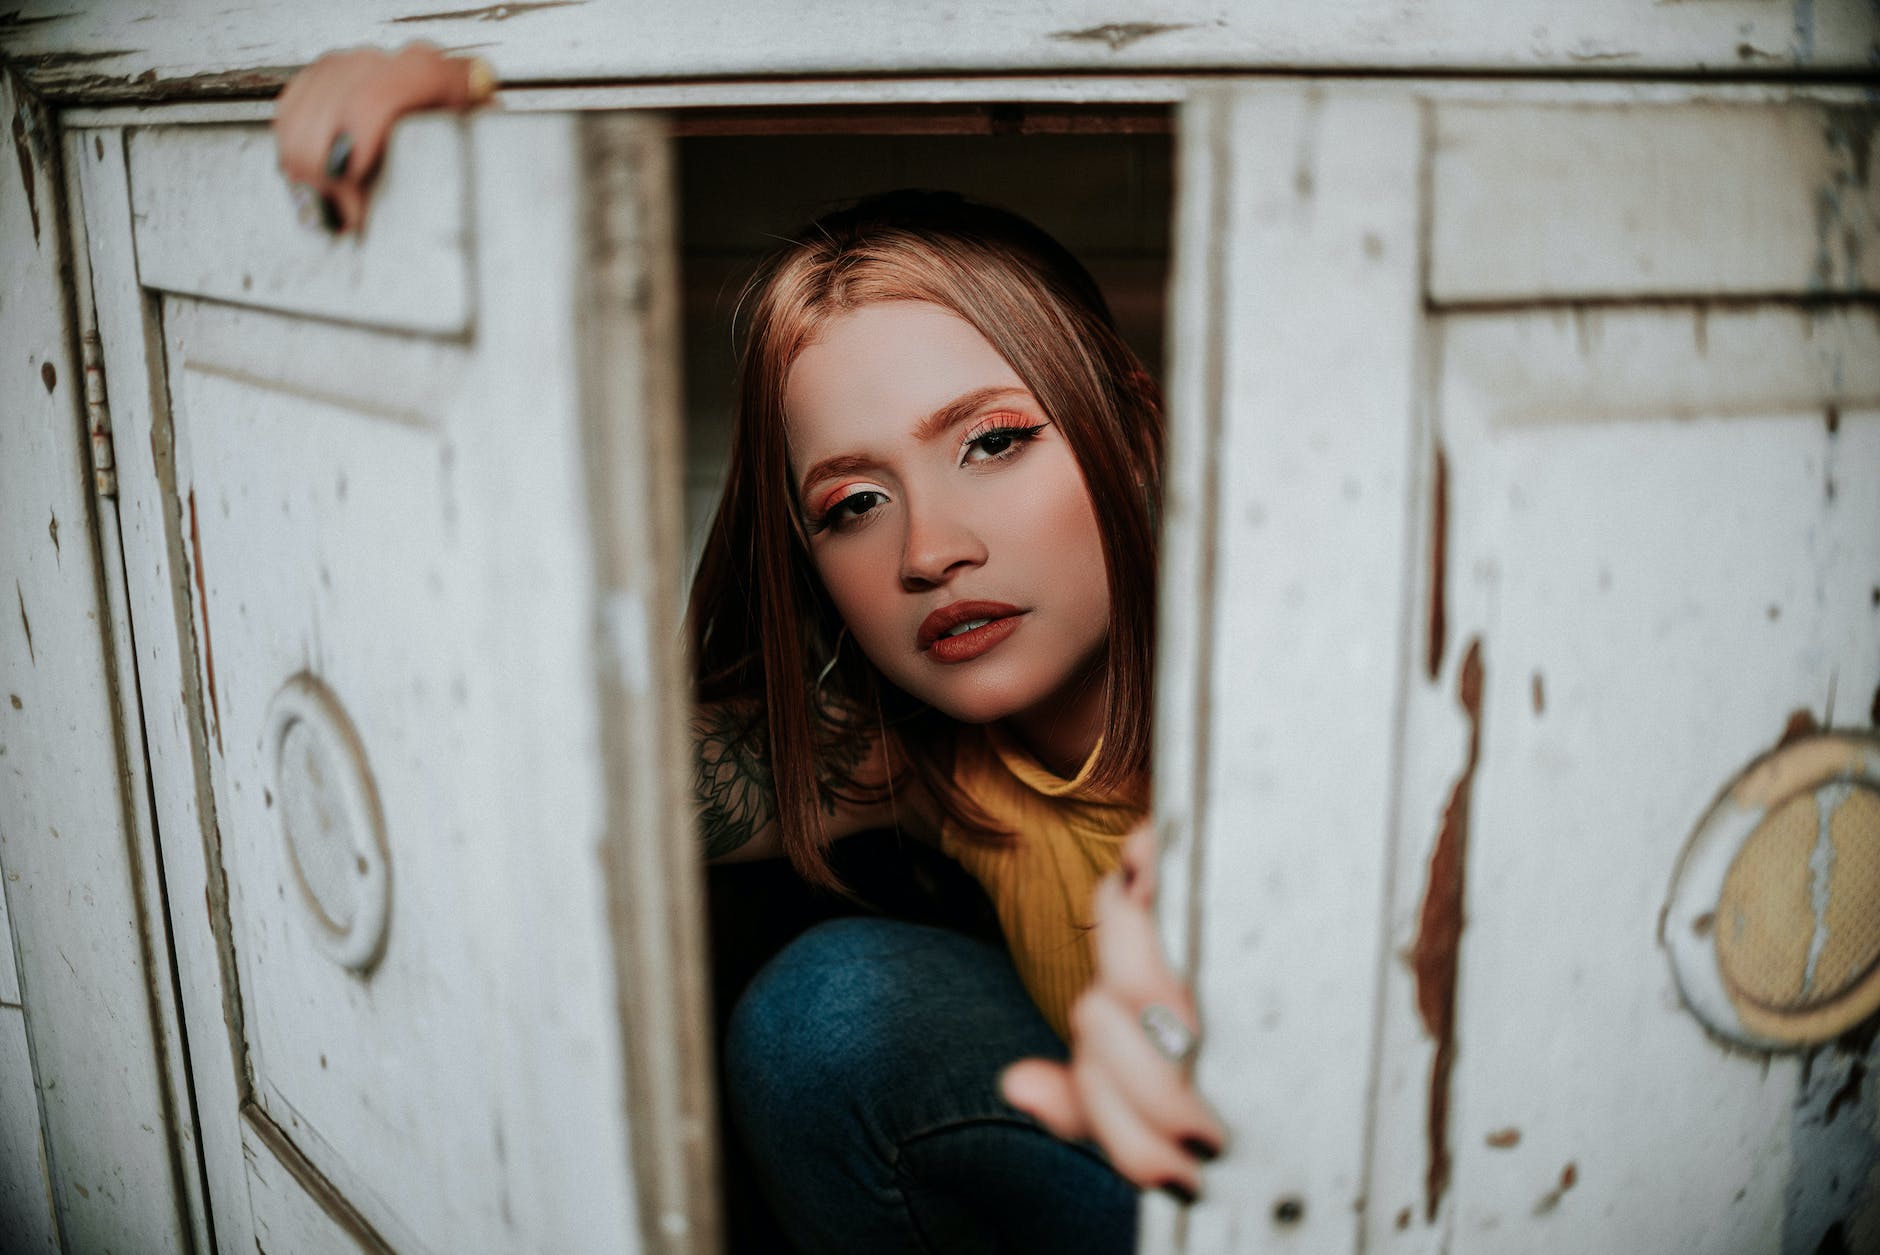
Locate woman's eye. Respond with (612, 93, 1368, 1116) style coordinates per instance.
(962, 422, 1047, 465)
(838, 490, 885, 518)
(814, 488, 888, 532)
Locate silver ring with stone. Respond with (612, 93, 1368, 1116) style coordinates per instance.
(324, 130, 354, 180)
(1140, 1004, 1197, 1064)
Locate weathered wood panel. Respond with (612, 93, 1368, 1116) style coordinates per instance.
(0, 1007, 58, 1255)
(1368, 100, 1864, 1255)
(0, 73, 198, 1254)
(241, 1108, 382, 1254)
(129, 121, 472, 335)
(1147, 83, 1423, 1255)
(1436, 304, 1880, 428)
(79, 121, 264, 1255)
(0, 856, 18, 1008)
(165, 296, 510, 1254)
(6, 0, 1876, 101)
(1430, 102, 1880, 303)
(1370, 364, 1877, 1254)
(92, 111, 709, 1253)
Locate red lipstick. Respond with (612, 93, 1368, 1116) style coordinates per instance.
(918, 600, 1026, 664)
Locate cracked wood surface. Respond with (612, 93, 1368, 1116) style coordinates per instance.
(4, 0, 1878, 101)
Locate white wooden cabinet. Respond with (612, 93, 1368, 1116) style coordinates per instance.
(39, 110, 714, 1254)
(3, 7, 1877, 1254)
(1153, 83, 1879, 1255)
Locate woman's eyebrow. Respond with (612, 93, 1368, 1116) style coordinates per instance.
(910, 385, 1033, 444)
(797, 385, 1034, 498)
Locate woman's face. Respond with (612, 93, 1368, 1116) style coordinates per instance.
(786, 300, 1111, 745)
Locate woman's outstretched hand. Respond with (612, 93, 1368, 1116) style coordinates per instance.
(999, 821, 1228, 1203)
(273, 43, 493, 232)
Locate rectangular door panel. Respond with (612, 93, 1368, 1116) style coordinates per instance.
(129, 122, 472, 335)
(1157, 84, 1878, 1255)
(1368, 98, 1879, 1255)
(165, 298, 502, 1251)
(87, 112, 713, 1255)
(1430, 101, 1878, 303)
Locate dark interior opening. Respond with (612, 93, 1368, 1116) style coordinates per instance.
(676, 108, 1174, 1252)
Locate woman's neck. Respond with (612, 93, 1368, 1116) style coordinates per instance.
(1000, 656, 1109, 780)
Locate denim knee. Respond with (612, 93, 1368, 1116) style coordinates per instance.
(724, 917, 938, 1127)
(720, 917, 1136, 1255)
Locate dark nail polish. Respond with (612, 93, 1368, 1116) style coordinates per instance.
(1180, 1136, 1221, 1162)
(318, 194, 343, 232)
(1158, 1181, 1197, 1206)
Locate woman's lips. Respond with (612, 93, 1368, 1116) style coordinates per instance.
(926, 614, 1024, 664)
(918, 600, 1026, 663)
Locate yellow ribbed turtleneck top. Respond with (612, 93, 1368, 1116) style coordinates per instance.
(939, 725, 1150, 1042)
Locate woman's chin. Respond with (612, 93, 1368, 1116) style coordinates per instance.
(910, 680, 1033, 727)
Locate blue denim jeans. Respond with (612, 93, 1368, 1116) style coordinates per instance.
(723, 916, 1140, 1254)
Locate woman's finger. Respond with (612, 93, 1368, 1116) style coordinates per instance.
(336, 45, 489, 188)
(1069, 987, 1226, 1151)
(273, 45, 494, 233)
(1119, 818, 1158, 907)
(1072, 1045, 1203, 1198)
(998, 1059, 1089, 1143)
(1090, 866, 1188, 1008)
(280, 63, 367, 187)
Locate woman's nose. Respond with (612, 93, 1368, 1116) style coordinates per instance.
(898, 498, 987, 590)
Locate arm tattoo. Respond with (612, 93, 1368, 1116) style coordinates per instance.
(692, 693, 887, 858)
(811, 710, 875, 819)
(693, 701, 777, 860)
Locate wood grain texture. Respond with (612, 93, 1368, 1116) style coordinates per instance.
(1149, 82, 1424, 1255)
(0, 1008, 57, 1255)
(6, 0, 1878, 100)
(578, 112, 720, 1255)
(81, 121, 263, 1255)
(0, 854, 17, 1007)
(1430, 102, 1880, 303)
(1369, 94, 1880, 1255)
(89, 110, 707, 1251)
(0, 74, 197, 1255)
(130, 120, 472, 335)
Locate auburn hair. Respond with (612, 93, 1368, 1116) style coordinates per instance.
(687, 189, 1164, 893)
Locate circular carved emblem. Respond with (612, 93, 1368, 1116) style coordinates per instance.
(264, 673, 392, 973)
(1665, 732, 1880, 1049)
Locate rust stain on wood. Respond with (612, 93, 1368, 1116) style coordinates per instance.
(11, 105, 38, 246)
(1425, 443, 1449, 681)
(1050, 21, 1193, 51)
(40, 361, 54, 391)
(1409, 635, 1484, 1222)
(47, 511, 57, 559)
(187, 489, 223, 755)
(1530, 671, 1544, 715)
(390, 0, 582, 22)
(1779, 707, 1820, 748)
(1486, 1127, 1521, 1149)
(1533, 1160, 1579, 1216)
(16, 582, 33, 665)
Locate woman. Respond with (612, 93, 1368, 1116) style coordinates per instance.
(276, 45, 1226, 1254)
